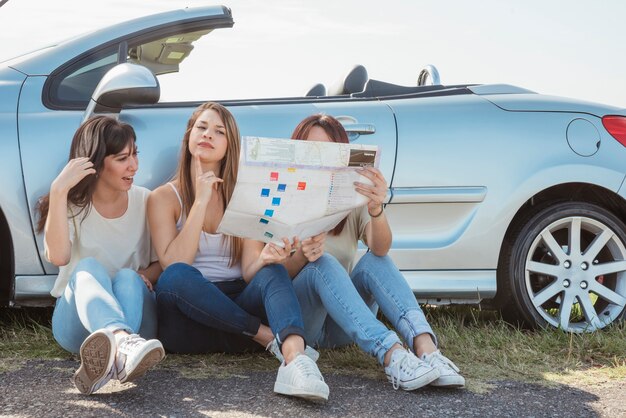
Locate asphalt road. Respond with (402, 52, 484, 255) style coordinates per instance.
(1, 359, 625, 417)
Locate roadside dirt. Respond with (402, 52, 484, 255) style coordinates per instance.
(1, 359, 625, 417)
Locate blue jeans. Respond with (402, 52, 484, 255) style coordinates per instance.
(155, 262, 306, 354)
(52, 257, 157, 354)
(293, 253, 436, 365)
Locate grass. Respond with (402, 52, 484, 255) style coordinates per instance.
(2, 305, 625, 392)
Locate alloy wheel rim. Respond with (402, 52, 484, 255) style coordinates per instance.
(524, 216, 626, 332)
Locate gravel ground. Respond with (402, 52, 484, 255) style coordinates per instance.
(1, 359, 625, 417)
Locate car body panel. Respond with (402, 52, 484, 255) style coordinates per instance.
(387, 95, 625, 270)
(619, 175, 626, 200)
(478, 93, 623, 116)
(0, 67, 43, 277)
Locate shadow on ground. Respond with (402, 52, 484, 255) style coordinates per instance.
(2, 358, 621, 418)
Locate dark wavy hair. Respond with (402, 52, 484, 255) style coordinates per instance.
(36, 116, 136, 233)
(291, 114, 349, 235)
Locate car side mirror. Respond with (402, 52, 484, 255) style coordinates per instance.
(82, 63, 160, 123)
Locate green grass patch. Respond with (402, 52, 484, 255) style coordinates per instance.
(0, 307, 68, 372)
(423, 306, 626, 388)
(1, 305, 625, 392)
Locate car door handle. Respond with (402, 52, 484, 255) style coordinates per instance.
(343, 123, 376, 135)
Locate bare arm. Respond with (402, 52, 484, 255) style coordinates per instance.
(241, 238, 292, 282)
(356, 167, 392, 256)
(364, 210, 392, 256)
(283, 233, 326, 278)
(44, 158, 95, 266)
(148, 154, 223, 268)
(138, 261, 162, 284)
(148, 185, 207, 268)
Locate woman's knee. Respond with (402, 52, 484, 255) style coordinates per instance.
(306, 254, 350, 283)
(116, 268, 142, 283)
(155, 263, 198, 292)
(71, 257, 110, 287)
(254, 263, 290, 286)
(314, 253, 343, 270)
(114, 268, 144, 293)
(356, 251, 387, 267)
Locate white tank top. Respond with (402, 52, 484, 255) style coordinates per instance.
(168, 183, 242, 282)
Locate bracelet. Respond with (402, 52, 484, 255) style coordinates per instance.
(369, 205, 384, 218)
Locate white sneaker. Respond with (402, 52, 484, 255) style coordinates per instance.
(422, 350, 465, 388)
(266, 338, 320, 363)
(73, 329, 116, 395)
(384, 349, 440, 391)
(274, 354, 329, 401)
(114, 334, 165, 384)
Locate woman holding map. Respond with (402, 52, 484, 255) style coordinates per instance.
(285, 114, 465, 390)
(147, 102, 329, 401)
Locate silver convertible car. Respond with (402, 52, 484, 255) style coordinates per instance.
(1, 6, 625, 333)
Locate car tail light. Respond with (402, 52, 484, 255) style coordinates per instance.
(602, 115, 626, 147)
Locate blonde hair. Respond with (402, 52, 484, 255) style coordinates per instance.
(173, 102, 242, 265)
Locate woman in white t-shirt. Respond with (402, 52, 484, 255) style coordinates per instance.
(37, 116, 164, 395)
(285, 114, 465, 390)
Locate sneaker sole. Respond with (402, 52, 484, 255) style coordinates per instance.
(274, 382, 329, 401)
(431, 375, 466, 388)
(120, 346, 165, 384)
(73, 331, 115, 395)
(387, 367, 440, 391)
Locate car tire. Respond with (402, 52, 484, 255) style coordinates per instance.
(498, 201, 626, 332)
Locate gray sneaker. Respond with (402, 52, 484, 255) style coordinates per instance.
(421, 350, 465, 388)
(114, 334, 165, 384)
(384, 349, 440, 391)
(73, 329, 116, 395)
(266, 338, 319, 363)
(274, 354, 329, 401)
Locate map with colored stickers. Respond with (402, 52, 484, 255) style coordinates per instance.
(217, 136, 379, 244)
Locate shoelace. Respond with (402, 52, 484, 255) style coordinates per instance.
(427, 352, 460, 373)
(266, 339, 279, 358)
(92, 364, 116, 392)
(293, 356, 324, 382)
(389, 353, 421, 390)
(114, 334, 147, 381)
(118, 334, 146, 355)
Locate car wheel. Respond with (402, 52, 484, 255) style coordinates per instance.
(499, 201, 626, 332)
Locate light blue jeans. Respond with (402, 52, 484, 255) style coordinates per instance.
(52, 257, 157, 354)
(293, 252, 436, 365)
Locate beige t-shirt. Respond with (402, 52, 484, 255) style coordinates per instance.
(324, 205, 370, 272)
(49, 185, 156, 298)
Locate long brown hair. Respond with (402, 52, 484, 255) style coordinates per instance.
(173, 102, 242, 265)
(36, 116, 136, 233)
(291, 114, 349, 235)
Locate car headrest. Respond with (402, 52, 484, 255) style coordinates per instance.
(327, 65, 369, 96)
(305, 83, 327, 97)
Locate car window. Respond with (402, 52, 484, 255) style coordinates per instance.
(48, 46, 118, 106)
(48, 25, 338, 108)
(144, 27, 331, 103)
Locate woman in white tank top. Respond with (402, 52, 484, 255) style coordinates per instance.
(38, 116, 164, 395)
(148, 102, 329, 401)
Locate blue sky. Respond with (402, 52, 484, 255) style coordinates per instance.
(1, 0, 625, 107)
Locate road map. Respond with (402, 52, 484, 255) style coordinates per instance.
(217, 136, 379, 244)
